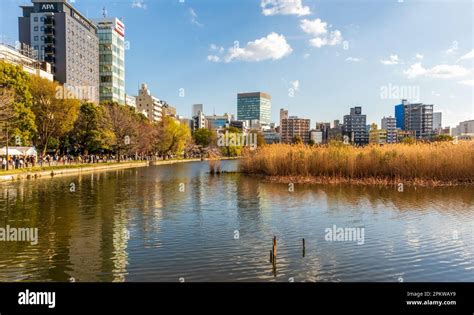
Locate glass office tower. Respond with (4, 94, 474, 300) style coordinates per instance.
(92, 17, 125, 105)
(237, 92, 271, 125)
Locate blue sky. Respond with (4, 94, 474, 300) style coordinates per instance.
(0, 0, 472, 127)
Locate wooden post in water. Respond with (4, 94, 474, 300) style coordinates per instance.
(271, 236, 277, 277)
(302, 238, 306, 257)
(272, 236, 277, 260)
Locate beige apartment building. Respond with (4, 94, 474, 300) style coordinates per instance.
(281, 116, 311, 144)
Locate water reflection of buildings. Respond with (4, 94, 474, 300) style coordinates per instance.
(235, 177, 264, 224)
(67, 171, 130, 282)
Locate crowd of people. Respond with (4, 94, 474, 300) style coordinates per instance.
(0, 153, 163, 170)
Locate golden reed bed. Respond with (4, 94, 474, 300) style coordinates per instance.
(239, 142, 474, 186)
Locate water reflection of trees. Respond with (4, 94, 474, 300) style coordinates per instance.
(0, 170, 134, 281)
(252, 182, 474, 214)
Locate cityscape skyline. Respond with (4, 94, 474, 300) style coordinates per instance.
(0, 0, 472, 127)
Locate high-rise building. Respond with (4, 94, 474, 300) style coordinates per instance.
(193, 110, 206, 130)
(237, 92, 271, 125)
(381, 116, 397, 143)
(395, 100, 433, 139)
(281, 116, 311, 144)
(192, 104, 203, 117)
(279, 108, 288, 129)
(395, 100, 408, 129)
(19, 0, 99, 103)
(343, 106, 368, 145)
(136, 83, 163, 122)
(91, 17, 125, 105)
(433, 112, 442, 133)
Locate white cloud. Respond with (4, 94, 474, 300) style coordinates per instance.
(345, 57, 361, 62)
(415, 53, 424, 60)
(300, 19, 327, 36)
(261, 0, 311, 16)
(131, 0, 147, 9)
(404, 62, 471, 79)
(380, 54, 399, 65)
(303, 53, 310, 59)
(458, 80, 474, 86)
(290, 80, 300, 91)
(207, 55, 221, 62)
(210, 44, 224, 53)
(309, 37, 326, 48)
(207, 33, 293, 63)
(189, 8, 203, 26)
(457, 49, 474, 62)
(445, 41, 458, 55)
(301, 19, 343, 49)
(327, 30, 342, 46)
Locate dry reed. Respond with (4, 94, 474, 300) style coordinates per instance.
(239, 142, 474, 186)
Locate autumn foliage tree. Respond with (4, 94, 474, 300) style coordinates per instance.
(0, 61, 36, 145)
(29, 76, 80, 155)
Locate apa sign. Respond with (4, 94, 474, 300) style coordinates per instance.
(38, 3, 58, 12)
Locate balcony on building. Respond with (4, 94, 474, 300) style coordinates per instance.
(44, 37, 55, 45)
(44, 55, 55, 63)
(44, 46, 55, 55)
(44, 17, 55, 26)
(44, 27, 55, 36)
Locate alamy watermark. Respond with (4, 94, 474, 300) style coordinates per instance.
(55, 85, 96, 101)
(380, 83, 420, 102)
(0, 225, 38, 245)
(217, 131, 257, 148)
(325, 225, 365, 245)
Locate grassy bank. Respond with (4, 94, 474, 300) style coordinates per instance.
(239, 142, 474, 186)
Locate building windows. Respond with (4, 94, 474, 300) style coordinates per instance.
(34, 17, 38, 22)
(40, 26, 44, 31)
(40, 17, 44, 22)
(34, 26, 38, 31)
(34, 36, 39, 41)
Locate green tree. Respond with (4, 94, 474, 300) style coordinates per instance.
(293, 135, 303, 144)
(0, 88, 16, 170)
(155, 116, 191, 157)
(433, 134, 454, 142)
(0, 61, 36, 145)
(193, 128, 214, 147)
(69, 103, 112, 154)
(401, 137, 416, 145)
(29, 76, 80, 155)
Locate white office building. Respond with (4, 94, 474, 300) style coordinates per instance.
(136, 83, 163, 122)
